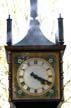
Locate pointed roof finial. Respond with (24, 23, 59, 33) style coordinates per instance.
(59, 13, 63, 19)
(8, 14, 12, 20)
(59, 13, 61, 18)
(8, 14, 11, 19)
(30, 0, 38, 19)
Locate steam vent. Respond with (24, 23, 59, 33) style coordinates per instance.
(15, 0, 54, 46)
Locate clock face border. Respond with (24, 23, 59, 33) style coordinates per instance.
(12, 51, 60, 100)
(17, 57, 55, 96)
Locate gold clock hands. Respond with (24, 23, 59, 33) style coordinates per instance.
(30, 72, 52, 85)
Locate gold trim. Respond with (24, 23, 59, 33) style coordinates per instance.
(12, 52, 60, 100)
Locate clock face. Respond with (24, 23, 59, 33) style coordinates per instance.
(17, 58, 55, 96)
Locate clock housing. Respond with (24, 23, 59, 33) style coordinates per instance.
(5, 45, 66, 108)
(11, 48, 60, 100)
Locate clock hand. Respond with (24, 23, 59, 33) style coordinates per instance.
(30, 72, 39, 79)
(30, 72, 52, 85)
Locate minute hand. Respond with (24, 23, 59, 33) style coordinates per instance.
(31, 72, 52, 85)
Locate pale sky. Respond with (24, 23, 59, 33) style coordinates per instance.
(0, 0, 67, 45)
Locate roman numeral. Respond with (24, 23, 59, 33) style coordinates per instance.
(35, 89, 37, 93)
(27, 87, 30, 91)
(34, 60, 37, 64)
(21, 69, 25, 71)
(48, 75, 52, 78)
(27, 62, 30, 66)
(46, 68, 50, 71)
(19, 75, 23, 78)
(21, 81, 25, 85)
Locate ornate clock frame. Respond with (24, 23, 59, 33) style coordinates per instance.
(5, 45, 66, 108)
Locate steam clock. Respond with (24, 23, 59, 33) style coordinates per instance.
(5, 0, 66, 108)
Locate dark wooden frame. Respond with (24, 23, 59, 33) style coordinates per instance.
(5, 45, 66, 108)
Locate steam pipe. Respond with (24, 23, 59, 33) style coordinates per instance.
(58, 14, 64, 45)
(7, 15, 12, 45)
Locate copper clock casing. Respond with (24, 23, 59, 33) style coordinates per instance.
(12, 51, 60, 100)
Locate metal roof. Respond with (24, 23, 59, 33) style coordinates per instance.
(15, 19, 54, 46)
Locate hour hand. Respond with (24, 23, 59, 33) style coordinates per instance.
(30, 72, 39, 79)
(30, 72, 52, 85)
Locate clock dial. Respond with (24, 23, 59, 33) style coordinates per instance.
(17, 58, 55, 96)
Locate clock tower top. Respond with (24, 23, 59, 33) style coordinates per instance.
(15, 0, 54, 46)
(15, 18, 54, 46)
(7, 0, 56, 46)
